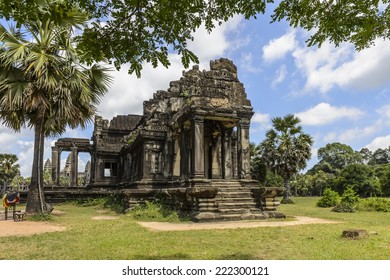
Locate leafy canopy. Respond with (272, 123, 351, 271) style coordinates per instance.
(0, 154, 20, 187)
(260, 114, 313, 181)
(0, 1, 112, 136)
(0, 0, 275, 77)
(272, 0, 390, 50)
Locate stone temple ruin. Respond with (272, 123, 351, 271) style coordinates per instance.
(51, 58, 284, 221)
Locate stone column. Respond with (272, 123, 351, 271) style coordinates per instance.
(238, 119, 251, 179)
(51, 146, 61, 186)
(191, 115, 205, 178)
(70, 147, 78, 186)
(180, 124, 190, 179)
(211, 136, 221, 179)
(89, 151, 95, 184)
(223, 128, 233, 179)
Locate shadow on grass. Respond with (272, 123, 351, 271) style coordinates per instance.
(134, 253, 192, 260)
(219, 253, 257, 260)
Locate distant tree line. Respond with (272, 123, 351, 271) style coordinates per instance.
(251, 141, 390, 198)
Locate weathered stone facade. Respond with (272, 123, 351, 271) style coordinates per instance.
(51, 58, 284, 221)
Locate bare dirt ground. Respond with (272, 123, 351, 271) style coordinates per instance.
(138, 216, 341, 232)
(91, 215, 119, 220)
(0, 220, 66, 237)
(0, 213, 340, 237)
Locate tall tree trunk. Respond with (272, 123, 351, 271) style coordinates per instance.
(25, 112, 48, 214)
(281, 177, 294, 204)
(283, 178, 290, 200)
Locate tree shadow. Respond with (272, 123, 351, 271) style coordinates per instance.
(133, 253, 192, 260)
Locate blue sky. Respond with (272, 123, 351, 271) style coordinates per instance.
(2, 9, 390, 177)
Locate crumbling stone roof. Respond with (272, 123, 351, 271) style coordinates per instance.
(108, 114, 142, 131)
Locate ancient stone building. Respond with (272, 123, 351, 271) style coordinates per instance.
(51, 58, 284, 221)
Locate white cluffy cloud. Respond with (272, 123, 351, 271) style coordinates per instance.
(251, 112, 271, 131)
(296, 102, 364, 126)
(365, 135, 390, 151)
(263, 29, 390, 94)
(262, 29, 297, 62)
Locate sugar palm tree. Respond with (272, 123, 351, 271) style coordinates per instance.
(260, 114, 313, 203)
(0, 154, 20, 193)
(0, 1, 111, 213)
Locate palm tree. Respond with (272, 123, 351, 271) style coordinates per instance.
(0, 154, 20, 193)
(0, 1, 111, 213)
(260, 114, 313, 203)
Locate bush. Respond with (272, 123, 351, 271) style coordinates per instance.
(340, 187, 360, 205)
(104, 194, 128, 213)
(332, 187, 359, 213)
(281, 197, 295, 204)
(26, 213, 53, 221)
(331, 203, 356, 213)
(316, 189, 340, 207)
(75, 197, 107, 207)
(357, 198, 390, 212)
(128, 201, 182, 222)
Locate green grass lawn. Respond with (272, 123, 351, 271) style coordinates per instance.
(1, 197, 389, 260)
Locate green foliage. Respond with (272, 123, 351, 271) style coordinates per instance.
(259, 114, 313, 200)
(332, 187, 359, 213)
(0, 154, 20, 190)
(368, 148, 390, 165)
(317, 189, 340, 208)
(272, 0, 389, 51)
(250, 143, 284, 188)
(59, 176, 70, 187)
(309, 142, 363, 175)
(103, 194, 128, 214)
(26, 213, 53, 222)
(341, 187, 360, 206)
(281, 197, 295, 204)
(376, 164, 390, 196)
(357, 198, 390, 212)
(10, 175, 28, 189)
(128, 201, 182, 222)
(0, 0, 111, 214)
(336, 164, 381, 197)
(75, 197, 107, 208)
(0, 0, 273, 77)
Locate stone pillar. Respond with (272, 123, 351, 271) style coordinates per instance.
(211, 136, 222, 179)
(51, 146, 61, 186)
(180, 123, 190, 179)
(142, 143, 152, 179)
(224, 128, 233, 179)
(173, 136, 181, 177)
(70, 147, 78, 186)
(89, 152, 95, 184)
(238, 119, 251, 179)
(192, 115, 205, 178)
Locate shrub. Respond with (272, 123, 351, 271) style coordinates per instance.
(128, 201, 182, 222)
(75, 197, 107, 207)
(332, 187, 359, 213)
(316, 189, 340, 207)
(357, 198, 390, 212)
(340, 187, 360, 205)
(26, 213, 53, 221)
(104, 194, 128, 213)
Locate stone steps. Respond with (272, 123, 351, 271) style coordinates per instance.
(213, 181, 260, 216)
(219, 213, 268, 221)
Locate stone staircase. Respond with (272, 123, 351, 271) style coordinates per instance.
(211, 180, 266, 221)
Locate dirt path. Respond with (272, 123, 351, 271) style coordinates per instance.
(0, 215, 340, 237)
(137, 216, 341, 231)
(0, 220, 66, 237)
